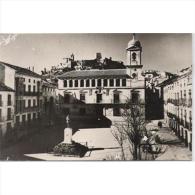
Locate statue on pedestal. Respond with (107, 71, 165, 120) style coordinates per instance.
(64, 114, 72, 144)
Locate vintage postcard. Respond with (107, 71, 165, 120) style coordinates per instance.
(0, 33, 192, 161)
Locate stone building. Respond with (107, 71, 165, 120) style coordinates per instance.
(158, 66, 192, 150)
(57, 34, 145, 123)
(0, 83, 15, 137)
(0, 61, 43, 138)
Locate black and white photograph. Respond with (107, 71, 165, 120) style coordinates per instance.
(0, 33, 192, 161)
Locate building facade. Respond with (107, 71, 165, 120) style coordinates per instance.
(57, 35, 145, 122)
(0, 83, 15, 137)
(159, 67, 192, 150)
(0, 61, 43, 139)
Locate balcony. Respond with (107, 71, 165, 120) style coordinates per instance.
(188, 99, 192, 107)
(24, 91, 42, 96)
(178, 98, 187, 106)
(167, 99, 179, 106)
(15, 106, 40, 114)
(0, 115, 14, 122)
(24, 106, 40, 112)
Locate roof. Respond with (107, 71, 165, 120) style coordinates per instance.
(157, 76, 178, 87)
(42, 80, 57, 88)
(0, 61, 42, 78)
(57, 69, 130, 79)
(0, 82, 15, 92)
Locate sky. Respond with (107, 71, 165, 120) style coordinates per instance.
(0, 33, 192, 74)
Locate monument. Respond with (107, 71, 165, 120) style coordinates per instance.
(63, 115, 73, 144)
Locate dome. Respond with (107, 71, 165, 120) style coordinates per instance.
(127, 34, 141, 49)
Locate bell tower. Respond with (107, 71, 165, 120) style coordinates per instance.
(126, 34, 143, 80)
(126, 33, 142, 66)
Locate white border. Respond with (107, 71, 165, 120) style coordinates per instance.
(0, 1, 195, 195)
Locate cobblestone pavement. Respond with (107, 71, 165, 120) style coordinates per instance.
(155, 127, 192, 160)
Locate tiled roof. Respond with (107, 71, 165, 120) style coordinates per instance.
(0, 82, 15, 92)
(58, 69, 130, 79)
(0, 61, 42, 78)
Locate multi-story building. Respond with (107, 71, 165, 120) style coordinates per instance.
(42, 79, 57, 114)
(0, 63, 16, 139)
(0, 83, 15, 138)
(57, 35, 145, 122)
(158, 67, 192, 151)
(0, 61, 42, 137)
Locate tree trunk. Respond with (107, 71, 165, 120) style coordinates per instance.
(133, 145, 138, 160)
(121, 144, 125, 160)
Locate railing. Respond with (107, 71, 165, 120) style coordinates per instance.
(167, 99, 179, 106)
(0, 115, 14, 122)
(15, 106, 40, 114)
(24, 91, 42, 96)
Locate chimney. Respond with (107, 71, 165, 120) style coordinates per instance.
(96, 53, 102, 60)
(32, 66, 34, 72)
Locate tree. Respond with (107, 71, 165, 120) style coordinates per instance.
(111, 123, 127, 160)
(117, 98, 146, 160)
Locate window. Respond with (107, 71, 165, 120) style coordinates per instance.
(80, 93, 85, 102)
(80, 80, 84, 87)
(75, 80, 78, 87)
(69, 80, 73, 87)
(106, 89, 109, 96)
(7, 94, 12, 106)
(79, 108, 86, 115)
(113, 93, 120, 104)
(103, 79, 108, 87)
(7, 108, 11, 120)
(28, 99, 31, 107)
(16, 116, 20, 124)
(132, 92, 139, 104)
(22, 100, 25, 111)
(97, 79, 102, 87)
(33, 86, 36, 92)
(0, 95, 2, 106)
(122, 79, 126, 86)
(64, 80, 67, 87)
(33, 113, 36, 120)
(86, 79, 90, 87)
(132, 52, 136, 61)
(96, 94, 102, 103)
(110, 79, 114, 87)
(22, 114, 26, 123)
(29, 79, 31, 82)
(92, 79, 95, 87)
(116, 79, 120, 87)
(189, 89, 191, 98)
(33, 99, 36, 107)
(0, 109, 2, 121)
(7, 122, 12, 130)
(27, 113, 31, 122)
(34, 80, 35, 83)
(113, 108, 120, 116)
(28, 85, 31, 92)
(64, 94, 70, 103)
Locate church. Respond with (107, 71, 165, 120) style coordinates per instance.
(57, 34, 145, 123)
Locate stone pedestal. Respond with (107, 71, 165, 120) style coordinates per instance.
(64, 127, 72, 144)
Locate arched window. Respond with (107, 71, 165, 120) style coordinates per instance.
(132, 52, 136, 61)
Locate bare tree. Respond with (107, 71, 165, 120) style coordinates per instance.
(121, 98, 146, 160)
(111, 123, 127, 160)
